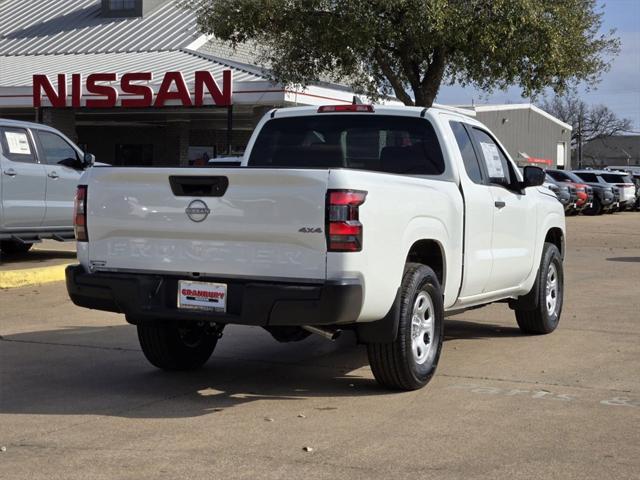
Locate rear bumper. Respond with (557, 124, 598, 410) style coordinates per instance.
(65, 265, 362, 326)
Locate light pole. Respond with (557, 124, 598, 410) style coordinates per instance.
(577, 115, 583, 169)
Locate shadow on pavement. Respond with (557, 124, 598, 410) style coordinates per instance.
(445, 318, 522, 340)
(606, 256, 640, 263)
(1, 318, 517, 419)
(0, 249, 76, 267)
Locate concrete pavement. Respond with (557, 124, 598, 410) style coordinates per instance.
(0, 240, 75, 288)
(1, 214, 639, 479)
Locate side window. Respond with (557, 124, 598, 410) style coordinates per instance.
(0, 127, 37, 164)
(450, 122, 483, 184)
(471, 128, 512, 186)
(36, 131, 79, 166)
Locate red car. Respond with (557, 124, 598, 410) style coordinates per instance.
(563, 181, 593, 215)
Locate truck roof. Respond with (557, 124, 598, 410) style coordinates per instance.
(269, 104, 476, 120)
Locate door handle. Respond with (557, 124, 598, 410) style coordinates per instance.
(494, 200, 506, 209)
(48, 171, 59, 179)
(3, 168, 17, 176)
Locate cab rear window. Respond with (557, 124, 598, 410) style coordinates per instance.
(248, 115, 445, 175)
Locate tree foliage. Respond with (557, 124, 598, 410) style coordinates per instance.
(541, 91, 632, 147)
(184, 0, 620, 107)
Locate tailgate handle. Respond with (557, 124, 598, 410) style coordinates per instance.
(169, 176, 229, 197)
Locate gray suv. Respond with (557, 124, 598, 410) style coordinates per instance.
(0, 119, 94, 254)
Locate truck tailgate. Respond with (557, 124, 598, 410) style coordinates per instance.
(86, 168, 329, 280)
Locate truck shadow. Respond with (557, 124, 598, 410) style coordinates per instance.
(1, 318, 518, 419)
(0, 249, 76, 266)
(445, 318, 523, 340)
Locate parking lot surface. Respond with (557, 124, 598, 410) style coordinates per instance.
(1, 214, 639, 479)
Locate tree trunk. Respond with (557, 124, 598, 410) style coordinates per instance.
(374, 49, 414, 106)
(414, 48, 447, 108)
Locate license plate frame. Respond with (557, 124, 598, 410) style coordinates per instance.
(177, 280, 227, 312)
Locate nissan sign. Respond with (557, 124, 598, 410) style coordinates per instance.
(32, 70, 233, 108)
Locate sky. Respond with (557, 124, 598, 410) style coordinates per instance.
(436, 0, 640, 131)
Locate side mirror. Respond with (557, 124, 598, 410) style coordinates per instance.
(523, 166, 545, 187)
(83, 153, 96, 169)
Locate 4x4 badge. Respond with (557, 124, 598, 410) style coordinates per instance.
(185, 200, 211, 223)
(298, 227, 323, 233)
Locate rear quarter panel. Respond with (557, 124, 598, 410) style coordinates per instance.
(326, 169, 463, 321)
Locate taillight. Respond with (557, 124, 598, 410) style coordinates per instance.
(326, 189, 367, 252)
(74, 185, 88, 242)
(317, 105, 374, 113)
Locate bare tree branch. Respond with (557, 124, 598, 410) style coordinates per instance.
(541, 92, 632, 147)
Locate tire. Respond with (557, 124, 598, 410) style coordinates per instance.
(0, 241, 33, 255)
(367, 263, 444, 391)
(582, 196, 602, 216)
(137, 321, 219, 370)
(515, 243, 563, 334)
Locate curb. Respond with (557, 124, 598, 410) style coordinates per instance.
(0, 263, 72, 289)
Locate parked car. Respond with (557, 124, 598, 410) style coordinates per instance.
(597, 171, 637, 211)
(544, 169, 593, 215)
(568, 183, 593, 215)
(66, 104, 565, 391)
(633, 174, 640, 210)
(543, 174, 575, 214)
(549, 170, 616, 215)
(608, 185, 621, 214)
(0, 119, 95, 254)
(608, 168, 640, 211)
(573, 170, 634, 212)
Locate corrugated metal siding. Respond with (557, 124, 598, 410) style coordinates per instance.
(0, 49, 267, 86)
(199, 38, 264, 69)
(0, 0, 200, 55)
(476, 108, 572, 169)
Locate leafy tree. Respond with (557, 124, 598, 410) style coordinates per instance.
(541, 91, 632, 147)
(184, 0, 619, 107)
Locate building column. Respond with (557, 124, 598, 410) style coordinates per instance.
(41, 108, 77, 141)
(166, 121, 190, 166)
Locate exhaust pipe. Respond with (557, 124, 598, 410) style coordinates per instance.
(302, 326, 342, 341)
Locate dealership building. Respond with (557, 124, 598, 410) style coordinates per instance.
(0, 0, 571, 168)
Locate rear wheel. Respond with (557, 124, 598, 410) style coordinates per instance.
(137, 321, 219, 370)
(514, 243, 563, 334)
(0, 241, 33, 255)
(367, 263, 444, 391)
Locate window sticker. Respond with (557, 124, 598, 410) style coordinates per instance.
(479, 141, 504, 178)
(5, 131, 31, 155)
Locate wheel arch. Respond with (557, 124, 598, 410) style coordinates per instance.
(545, 227, 565, 259)
(405, 239, 446, 288)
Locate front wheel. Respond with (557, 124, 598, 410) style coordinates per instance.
(367, 263, 444, 391)
(137, 321, 219, 370)
(514, 243, 564, 334)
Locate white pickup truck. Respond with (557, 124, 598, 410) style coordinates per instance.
(66, 104, 565, 391)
